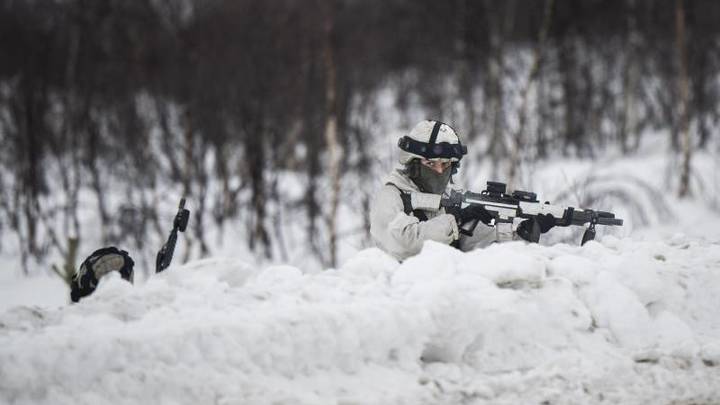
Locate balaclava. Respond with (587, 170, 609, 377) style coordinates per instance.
(405, 159, 452, 194)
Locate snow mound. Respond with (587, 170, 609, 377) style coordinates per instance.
(1, 239, 720, 404)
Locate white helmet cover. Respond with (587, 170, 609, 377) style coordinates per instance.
(398, 120, 467, 164)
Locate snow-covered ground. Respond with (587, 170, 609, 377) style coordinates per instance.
(1, 149, 720, 404)
(1, 235, 719, 404)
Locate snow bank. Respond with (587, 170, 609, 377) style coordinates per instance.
(0, 274, 67, 313)
(1, 236, 720, 404)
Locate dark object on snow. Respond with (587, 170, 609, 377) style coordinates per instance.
(516, 213, 557, 243)
(155, 198, 190, 273)
(70, 247, 134, 303)
(69, 198, 189, 303)
(457, 204, 495, 227)
(441, 181, 623, 245)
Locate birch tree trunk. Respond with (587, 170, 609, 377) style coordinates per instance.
(485, 0, 507, 180)
(507, 0, 553, 190)
(620, 0, 639, 155)
(323, 0, 342, 268)
(454, 0, 474, 137)
(676, 0, 692, 198)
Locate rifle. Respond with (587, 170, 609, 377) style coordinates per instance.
(413, 181, 623, 245)
(155, 198, 191, 273)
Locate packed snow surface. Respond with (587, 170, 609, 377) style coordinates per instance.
(1, 234, 720, 404)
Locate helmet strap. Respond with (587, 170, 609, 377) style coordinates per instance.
(428, 120, 442, 145)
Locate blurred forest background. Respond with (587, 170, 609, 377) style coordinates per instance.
(1, 0, 719, 277)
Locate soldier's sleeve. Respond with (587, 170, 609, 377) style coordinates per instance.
(370, 185, 458, 260)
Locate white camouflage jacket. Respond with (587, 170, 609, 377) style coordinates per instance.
(370, 167, 515, 261)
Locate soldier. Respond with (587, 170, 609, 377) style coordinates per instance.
(370, 119, 554, 260)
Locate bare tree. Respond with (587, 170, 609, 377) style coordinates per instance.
(484, 0, 510, 179)
(676, 0, 692, 198)
(322, 0, 342, 268)
(619, 0, 640, 154)
(507, 0, 554, 190)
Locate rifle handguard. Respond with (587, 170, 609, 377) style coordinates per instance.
(557, 207, 575, 227)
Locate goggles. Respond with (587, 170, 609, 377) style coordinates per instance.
(398, 136, 467, 160)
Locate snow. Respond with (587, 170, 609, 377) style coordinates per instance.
(0, 272, 67, 313)
(2, 139, 720, 403)
(1, 231, 719, 404)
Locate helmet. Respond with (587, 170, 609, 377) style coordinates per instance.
(397, 120, 467, 164)
(70, 247, 134, 302)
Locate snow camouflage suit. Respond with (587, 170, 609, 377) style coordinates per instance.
(370, 167, 516, 261)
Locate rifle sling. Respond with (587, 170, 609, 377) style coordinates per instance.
(386, 183, 429, 222)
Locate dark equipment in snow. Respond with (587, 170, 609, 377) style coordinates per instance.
(69, 198, 190, 303)
(440, 181, 623, 245)
(70, 247, 135, 302)
(156, 198, 190, 273)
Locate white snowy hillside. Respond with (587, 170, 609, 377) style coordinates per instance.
(2, 231, 720, 403)
(1, 147, 720, 405)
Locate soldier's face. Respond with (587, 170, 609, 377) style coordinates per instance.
(407, 158, 453, 194)
(420, 158, 451, 174)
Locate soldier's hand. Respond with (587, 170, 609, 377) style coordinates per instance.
(534, 213, 556, 233)
(517, 214, 555, 243)
(421, 213, 459, 243)
(459, 205, 494, 225)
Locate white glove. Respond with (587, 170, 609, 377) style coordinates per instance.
(421, 213, 459, 244)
